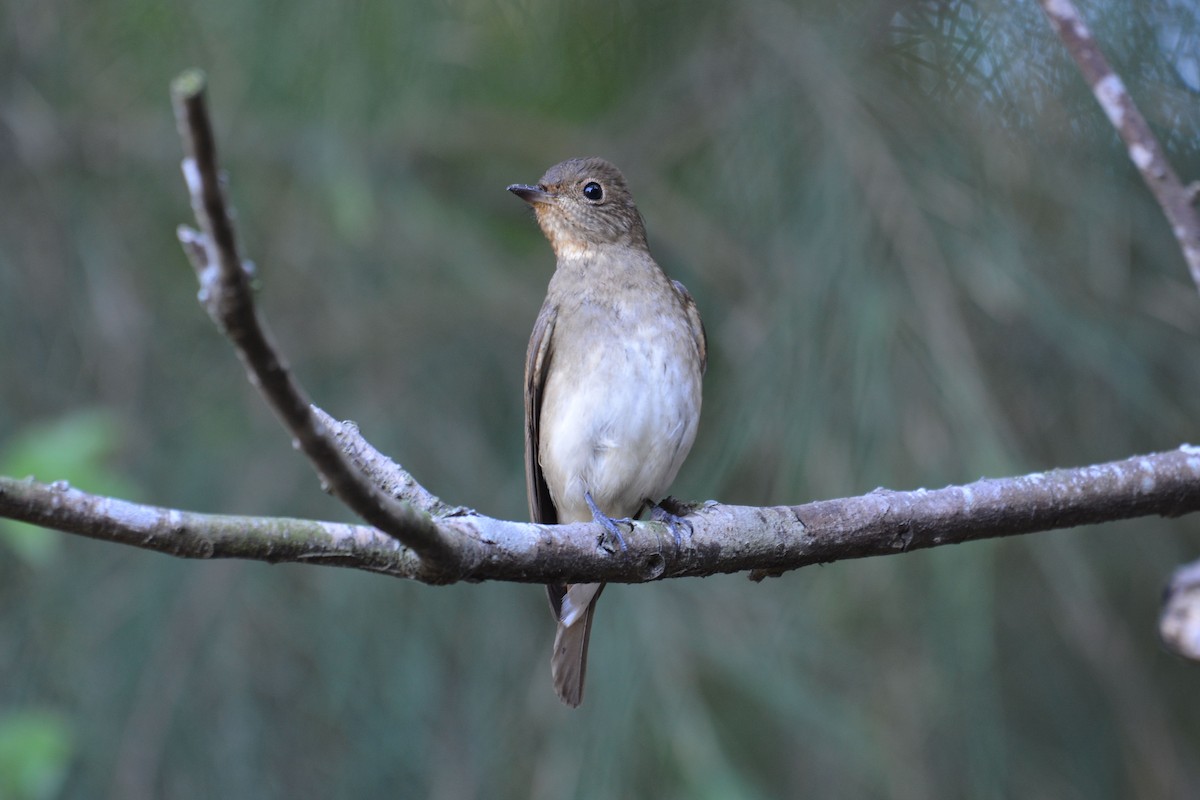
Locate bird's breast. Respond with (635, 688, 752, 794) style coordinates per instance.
(537, 291, 702, 522)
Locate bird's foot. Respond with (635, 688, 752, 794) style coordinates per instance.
(585, 491, 632, 554)
(650, 496, 696, 554)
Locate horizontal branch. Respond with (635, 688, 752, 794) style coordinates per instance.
(0, 476, 421, 577)
(4, 444, 1199, 584)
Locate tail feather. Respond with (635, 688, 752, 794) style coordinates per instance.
(550, 591, 600, 707)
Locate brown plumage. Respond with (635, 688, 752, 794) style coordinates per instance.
(509, 157, 706, 707)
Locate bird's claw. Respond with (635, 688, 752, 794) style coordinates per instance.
(651, 497, 694, 554)
(585, 491, 632, 554)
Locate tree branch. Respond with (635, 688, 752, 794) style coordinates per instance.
(1037, 0, 1200, 294)
(170, 70, 469, 578)
(4, 444, 1200, 584)
(1036, 0, 1200, 663)
(1, 67, 1197, 663)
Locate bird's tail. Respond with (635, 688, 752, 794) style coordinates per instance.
(550, 583, 604, 707)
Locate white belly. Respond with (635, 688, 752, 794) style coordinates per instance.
(539, 317, 702, 523)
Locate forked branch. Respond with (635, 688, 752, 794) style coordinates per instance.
(170, 70, 468, 579)
(0, 65, 1196, 636)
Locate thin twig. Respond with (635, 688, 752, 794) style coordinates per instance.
(169, 70, 466, 577)
(312, 407, 467, 518)
(1036, 0, 1200, 662)
(1037, 0, 1200, 293)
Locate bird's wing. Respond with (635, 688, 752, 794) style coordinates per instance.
(672, 279, 708, 375)
(525, 301, 558, 525)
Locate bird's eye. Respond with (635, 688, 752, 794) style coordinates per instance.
(582, 182, 603, 202)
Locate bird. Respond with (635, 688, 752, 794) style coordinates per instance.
(508, 157, 706, 707)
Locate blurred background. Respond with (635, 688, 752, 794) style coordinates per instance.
(3, 0, 1200, 797)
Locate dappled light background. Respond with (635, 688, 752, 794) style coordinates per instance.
(3, 0, 1200, 797)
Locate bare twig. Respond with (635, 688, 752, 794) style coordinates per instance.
(5, 445, 1200, 584)
(312, 406, 466, 518)
(169, 70, 468, 577)
(0, 473, 423, 577)
(1037, 0, 1200, 293)
(1037, 0, 1200, 663)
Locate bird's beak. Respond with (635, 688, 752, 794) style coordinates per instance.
(508, 184, 555, 205)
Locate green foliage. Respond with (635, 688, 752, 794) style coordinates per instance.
(2, 0, 1200, 797)
(0, 712, 73, 800)
(0, 410, 132, 566)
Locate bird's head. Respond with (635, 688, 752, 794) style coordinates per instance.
(508, 157, 647, 258)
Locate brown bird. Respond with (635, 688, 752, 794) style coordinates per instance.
(508, 157, 706, 707)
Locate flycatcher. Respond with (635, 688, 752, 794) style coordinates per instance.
(508, 157, 706, 707)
